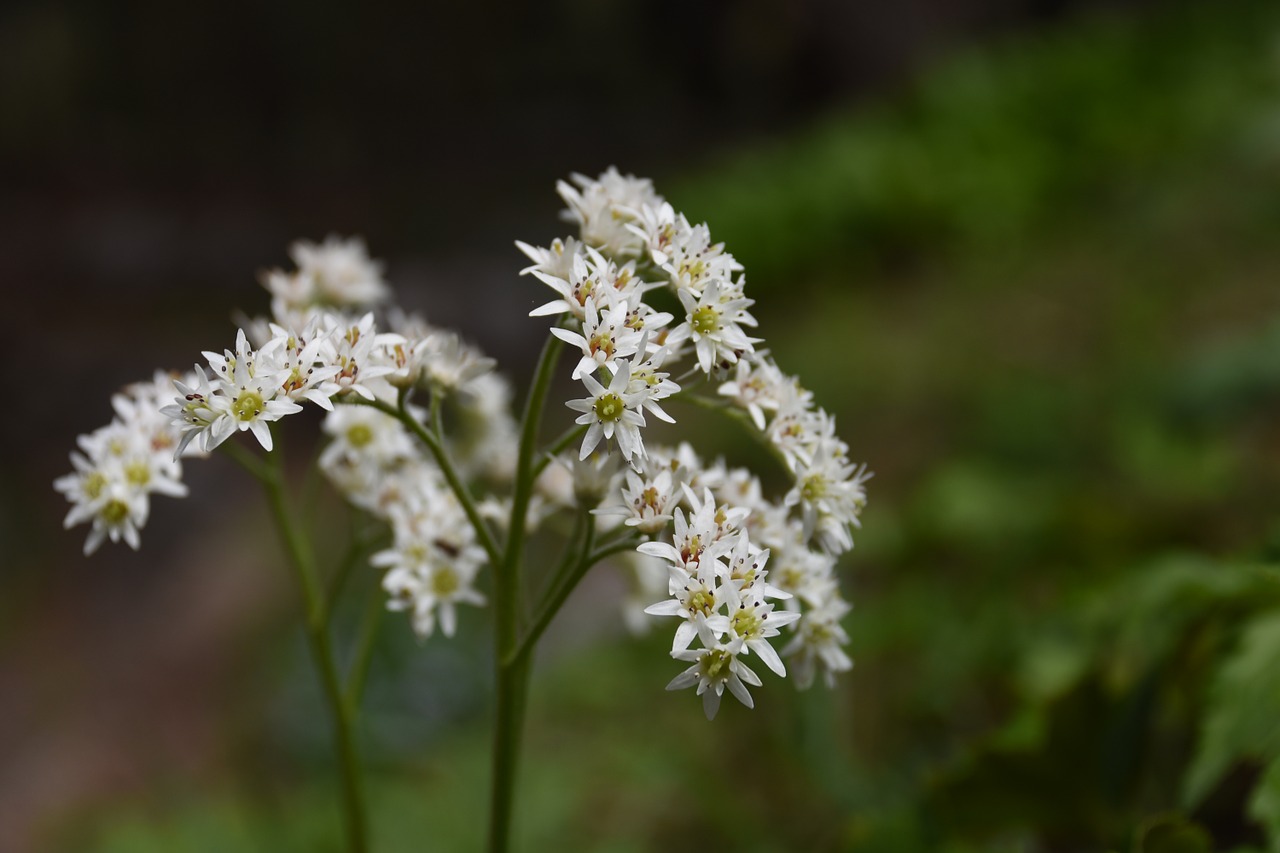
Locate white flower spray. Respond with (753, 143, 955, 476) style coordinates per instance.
(57, 170, 872, 849)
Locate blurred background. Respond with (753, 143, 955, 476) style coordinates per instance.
(6, 0, 1280, 849)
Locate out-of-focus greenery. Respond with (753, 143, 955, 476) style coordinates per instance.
(65, 0, 1280, 850)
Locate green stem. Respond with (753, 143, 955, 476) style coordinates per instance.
(345, 586, 385, 708)
(488, 655, 532, 853)
(508, 515, 597, 666)
(583, 536, 643, 568)
(530, 423, 588, 479)
(487, 332, 564, 853)
(671, 391, 793, 473)
(260, 441, 368, 853)
(357, 397, 504, 570)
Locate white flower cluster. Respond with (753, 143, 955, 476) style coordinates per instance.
(521, 168, 871, 716)
(55, 372, 195, 554)
(59, 170, 872, 721)
(58, 237, 507, 640)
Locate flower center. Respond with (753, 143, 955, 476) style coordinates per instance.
(687, 585, 715, 617)
(347, 424, 374, 448)
(699, 648, 731, 682)
(233, 389, 265, 422)
(731, 607, 763, 639)
(691, 305, 720, 335)
(431, 566, 460, 597)
(84, 472, 106, 500)
(801, 474, 827, 502)
(125, 461, 151, 487)
(593, 393, 624, 422)
(588, 332, 615, 359)
(101, 498, 129, 525)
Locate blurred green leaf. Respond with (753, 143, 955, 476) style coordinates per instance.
(1184, 612, 1280, 808)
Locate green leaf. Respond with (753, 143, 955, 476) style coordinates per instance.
(1184, 611, 1280, 808)
(1247, 754, 1280, 850)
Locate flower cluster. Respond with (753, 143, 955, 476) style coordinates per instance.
(519, 167, 871, 715)
(55, 372, 194, 554)
(58, 237, 506, 639)
(58, 169, 871, 720)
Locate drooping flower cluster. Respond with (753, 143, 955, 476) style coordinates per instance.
(519, 167, 871, 715)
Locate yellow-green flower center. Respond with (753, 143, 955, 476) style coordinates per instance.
(125, 461, 151, 487)
(347, 424, 374, 448)
(84, 472, 107, 500)
(431, 566, 460, 597)
(699, 648, 731, 682)
(800, 474, 827, 502)
(691, 305, 720, 335)
(102, 498, 130, 525)
(688, 586, 716, 617)
(594, 393, 624, 422)
(731, 608, 763, 639)
(233, 389, 265, 422)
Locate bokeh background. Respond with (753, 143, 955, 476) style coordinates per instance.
(6, 0, 1280, 849)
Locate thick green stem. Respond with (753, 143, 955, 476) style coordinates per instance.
(508, 515, 600, 666)
(260, 444, 369, 853)
(486, 332, 563, 853)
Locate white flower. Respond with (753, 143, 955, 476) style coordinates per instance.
(419, 330, 496, 393)
(626, 334, 680, 425)
(782, 598, 853, 690)
(381, 559, 487, 639)
(263, 320, 341, 410)
(668, 279, 761, 375)
(515, 236, 581, 281)
(290, 235, 389, 307)
(317, 312, 402, 401)
(717, 357, 789, 430)
(666, 616, 763, 720)
(659, 221, 743, 296)
(565, 360, 650, 466)
(704, 569, 799, 678)
(594, 468, 678, 534)
(557, 167, 661, 258)
(784, 435, 869, 555)
(643, 554, 726, 653)
(166, 330, 303, 454)
(550, 295, 643, 380)
(56, 462, 150, 555)
(527, 245, 641, 321)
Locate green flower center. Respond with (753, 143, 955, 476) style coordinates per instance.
(125, 461, 151, 487)
(731, 608, 762, 639)
(84, 472, 107, 500)
(594, 393, 624, 422)
(800, 474, 827, 502)
(102, 498, 130, 525)
(699, 648, 731, 682)
(691, 305, 720, 335)
(688, 587, 716, 617)
(432, 566, 460, 597)
(233, 389, 265, 422)
(347, 424, 374, 448)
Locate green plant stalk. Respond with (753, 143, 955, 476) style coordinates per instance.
(509, 515, 597, 666)
(258, 441, 369, 853)
(358, 397, 503, 569)
(488, 332, 563, 853)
